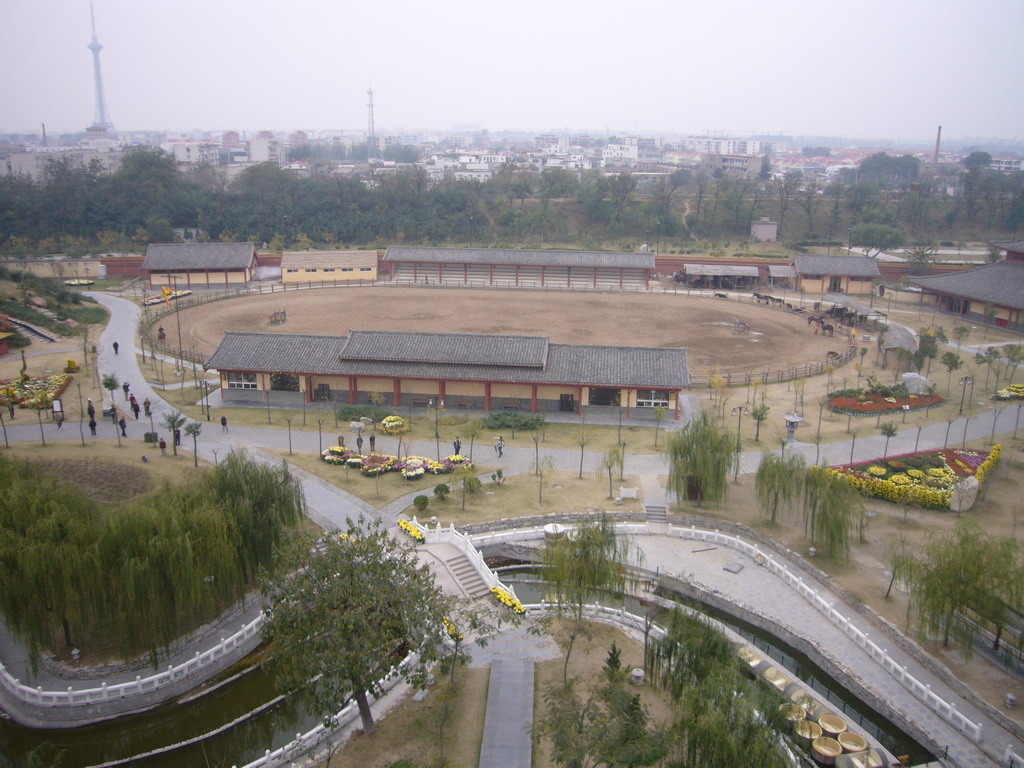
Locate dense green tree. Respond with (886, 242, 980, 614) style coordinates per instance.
(755, 452, 805, 524)
(543, 514, 638, 685)
(665, 412, 734, 507)
(262, 517, 452, 734)
(850, 222, 905, 257)
(963, 151, 992, 170)
(893, 521, 1022, 654)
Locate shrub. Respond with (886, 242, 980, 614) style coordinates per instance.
(380, 415, 410, 435)
(481, 411, 544, 431)
(336, 404, 392, 423)
(491, 469, 505, 485)
(433, 483, 450, 501)
(465, 476, 482, 495)
(413, 495, 429, 513)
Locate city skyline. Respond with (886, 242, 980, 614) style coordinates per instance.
(2, 0, 1023, 143)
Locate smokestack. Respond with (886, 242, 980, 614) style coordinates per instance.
(41, 123, 47, 147)
(934, 125, 942, 164)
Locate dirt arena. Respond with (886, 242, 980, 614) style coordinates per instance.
(172, 287, 845, 375)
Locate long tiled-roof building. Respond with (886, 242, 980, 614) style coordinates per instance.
(792, 254, 882, 295)
(381, 247, 654, 289)
(908, 241, 1024, 331)
(205, 330, 690, 419)
(142, 243, 258, 289)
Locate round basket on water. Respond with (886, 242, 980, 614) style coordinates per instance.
(794, 719, 822, 745)
(818, 713, 848, 737)
(811, 735, 842, 765)
(838, 731, 868, 752)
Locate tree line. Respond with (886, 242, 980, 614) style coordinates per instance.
(2, 147, 1021, 257)
(0, 450, 304, 668)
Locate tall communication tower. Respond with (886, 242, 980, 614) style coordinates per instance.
(366, 87, 376, 161)
(86, 2, 115, 138)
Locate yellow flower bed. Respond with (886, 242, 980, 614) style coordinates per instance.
(398, 518, 424, 542)
(490, 586, 526, 615)
(443, 616, 464, 641)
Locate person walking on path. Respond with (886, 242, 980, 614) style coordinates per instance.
(159, 438, 167, 456)
(220, 415, 229, 432)
(495, 436, 504, 458)
(368, 434, 375, 453)
(122, 381, 130, 400)
(453, 436, 462, 455)
(55, 412, 64, 431)
(173, 428, 181, 447)
(118, 417, 127, 438)
(111, 406, 119, 426)
(131, 401, 140, 420)
(356, 435, 364, 454)
(112, 341, 119, 355)
(86, 398, 95, 420)
(143, 398, 151, 417)
(88, 418, 97, 436)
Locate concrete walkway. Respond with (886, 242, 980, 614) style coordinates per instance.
(2, 293, 1024, 766)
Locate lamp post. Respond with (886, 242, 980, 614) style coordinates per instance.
(731, 405, 749, 481)
(203, 380, 211, 421)
(167, 273, 185, 373)
(958, 375, 971, 415)
(847, 227, 852, 255)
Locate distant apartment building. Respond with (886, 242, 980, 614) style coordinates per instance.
(990, 157, 1022, 173)
(160, 139, 220, 167)
(678, 137, 776, 156)
(602, 143, 640, 165)
(222, 130, 241, 148)
(706, 154, 762, 178)
(0, 148, 123, 180)
(248, 136, 282, 164)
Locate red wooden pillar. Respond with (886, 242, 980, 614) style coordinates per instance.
(437, 263, 442, 282)
(439, 380, 446, 406)
(674, 391, 680, 420)
(412, 263, 418, 282)
(625, 388, 631, 418)
(530, 384, 538, 413)
(593, 268, 597, 288)
(566, 266, 571, 287)
(305, 376, 312, 403)
(619, 268, 624, 289)
(348, 376, 357, 405)
(489, 263, 494, 285)
(484, 382, 492, 412)
(393, 377, 402, 407)
(515, 264, 520, 286)
(540, 265, 545, 286)
(577, 386, 583, 415)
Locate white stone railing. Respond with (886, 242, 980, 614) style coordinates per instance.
(409, 516, 519, 600)
(0, 615, 263, 709)
(473, 520, 985, 744)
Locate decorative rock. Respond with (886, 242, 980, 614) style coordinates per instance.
(949, 476, 980, 513)
(29, 296, 48, 309)
(902, 372, 932, 395)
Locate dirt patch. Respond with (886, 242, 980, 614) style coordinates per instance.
(170, 287, 843, 375)
(36, 459, 153, 503)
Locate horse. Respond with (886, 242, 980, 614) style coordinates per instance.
(822, 323, 834, 336)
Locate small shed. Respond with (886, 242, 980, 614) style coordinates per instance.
(793, 254, 881, 295)
(682, 264, 760, 290)
(750, 217, 778, 242)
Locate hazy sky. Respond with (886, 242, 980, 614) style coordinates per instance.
(2, 0, 1022, 142)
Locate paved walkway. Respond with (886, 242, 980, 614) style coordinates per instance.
(2, 293, 1023, 766)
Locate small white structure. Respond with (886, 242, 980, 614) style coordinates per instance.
(750, 217, 778, 242)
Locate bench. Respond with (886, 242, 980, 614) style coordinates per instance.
(411, 397, 429, 408)
(615, 487, 639, 504)
(456, 398, 472, 409)
(502, 400, 521, 411)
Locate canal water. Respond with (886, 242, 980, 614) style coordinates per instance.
(503, 571, 934, 765)
(0, 568, 933, 767)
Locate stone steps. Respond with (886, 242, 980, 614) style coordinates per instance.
(445, 554, 489, 598)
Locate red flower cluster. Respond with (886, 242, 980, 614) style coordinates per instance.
(829, 392, 943, 415)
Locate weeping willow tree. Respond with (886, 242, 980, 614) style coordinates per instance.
(0, 450, 305, 668)
(543, 514, 640, 685)
(893, 521, 1023, 655)
(665, 412, 735, 507)
(754, 452, 807, 524)
(647, 608, 792, 768)
(803, 467, 865, 561)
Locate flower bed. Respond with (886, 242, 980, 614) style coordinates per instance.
(0, 373, 73, 410)
(828, 445, 1001, 509)
(321, 447, 474, 479)
(993, 383, 1024, 401)
(828, 387, 943, 416)
(143, 289, 192, 306)
(490, 586, 526, 615)
(398, 518, 425, 543)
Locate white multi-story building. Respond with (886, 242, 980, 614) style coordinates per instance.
(160, 139, 220, 167)
(248, 136, 282, 164)
(0, 147, 124, 180)
(990, 157, 1022, 173)
(677, 137, 776, 156)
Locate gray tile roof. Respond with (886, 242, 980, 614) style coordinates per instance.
(342, 330, 548, 367)
(143, 243, 257, 271)
(908, 260, 1024, 310)
(793, 254, 881, 277)
(684, 264, 759, 277)
(205, 331, 689, 389)
(383, 246, 654, 269)
(992, 240, 1024, 253)
(768, 265, 795, 277)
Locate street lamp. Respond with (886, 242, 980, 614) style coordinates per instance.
(958, 375, 971, 415)
(731, 406, 749, 481)
(167, 273, 185, 372)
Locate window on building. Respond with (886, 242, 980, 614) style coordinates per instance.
(286, 268, 299, 273)
(323, 268, 335, 272)
(227, 372, 258, 390)
(359, 267, 372, 272)
(636, 390, 670, 407)
(342, 267, 354, 272)
(305, 268, 317, 273)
